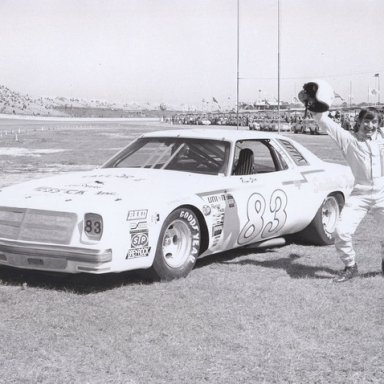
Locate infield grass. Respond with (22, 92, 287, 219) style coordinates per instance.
(0, 120, 383, 384)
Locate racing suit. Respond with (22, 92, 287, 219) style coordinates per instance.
(315, 113, 384, 267)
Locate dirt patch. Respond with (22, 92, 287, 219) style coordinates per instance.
(0, 148, 66, 157)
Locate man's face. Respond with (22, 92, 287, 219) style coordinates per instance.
(358, 115, 379, 139)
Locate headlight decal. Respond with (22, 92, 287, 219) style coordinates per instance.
(84, 213, 103, 241)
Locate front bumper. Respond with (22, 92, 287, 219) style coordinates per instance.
(0, 239, 112, 272)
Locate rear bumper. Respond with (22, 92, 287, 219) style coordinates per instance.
(0, 239, 112, 272)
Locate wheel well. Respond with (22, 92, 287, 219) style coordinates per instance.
(328, 191, 345, 210)
(177, 204, 209, 254)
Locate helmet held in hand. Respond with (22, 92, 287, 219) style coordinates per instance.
(298, 79, 335, 113)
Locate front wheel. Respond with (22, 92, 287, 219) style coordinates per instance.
(295, 194, 344, 245)
(151, 208, 201, 280)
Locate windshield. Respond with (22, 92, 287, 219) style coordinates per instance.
(102, 137, 230, 175)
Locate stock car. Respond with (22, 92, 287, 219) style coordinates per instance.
(0, 129, 353, 280)
(292, 118, 323, 135)
(269, 120, 292, 133)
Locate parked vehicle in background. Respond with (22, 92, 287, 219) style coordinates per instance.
(269, 119, 291, 132)
(201, 118, 211, 125)
(249, 119, 261, 130)
(293, 118, 322, 134)
(259, 119, 274, 131)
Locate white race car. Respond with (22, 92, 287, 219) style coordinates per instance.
(0, 129, 353, 280)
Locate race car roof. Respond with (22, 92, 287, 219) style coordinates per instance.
(141, 128, 284, 142)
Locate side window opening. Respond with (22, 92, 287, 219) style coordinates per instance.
(232, 140, 284, 175)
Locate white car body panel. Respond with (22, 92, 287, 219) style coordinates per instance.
(0, 129, 353, 274)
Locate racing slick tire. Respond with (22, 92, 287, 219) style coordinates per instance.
(295, 194, 344, 246)
(151, 208, 201, 280)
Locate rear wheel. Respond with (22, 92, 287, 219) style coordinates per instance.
(151, 208, 200, 280)
(296, 194, 344, 245)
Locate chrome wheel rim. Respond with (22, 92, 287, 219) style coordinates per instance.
(322, 196, 340, 236)
(162, 219, 192, 268)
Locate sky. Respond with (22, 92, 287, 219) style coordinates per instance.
(1, 0, 383, 108)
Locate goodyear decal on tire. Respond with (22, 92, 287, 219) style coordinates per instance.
(179, 210, 200, 255)
(191, 232, 200, 255)
(179, 210, 199, 231)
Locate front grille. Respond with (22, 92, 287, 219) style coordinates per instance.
(0, 207, 77, 245)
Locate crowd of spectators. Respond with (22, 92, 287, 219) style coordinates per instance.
(169, 108, 383, 132)
(170, 111, 293, 127)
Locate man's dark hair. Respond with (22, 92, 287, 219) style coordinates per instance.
(357, 107, 381, 122)
(353, 107, 382, 132)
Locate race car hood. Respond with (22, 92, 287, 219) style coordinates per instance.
(0, 168, 224, 212)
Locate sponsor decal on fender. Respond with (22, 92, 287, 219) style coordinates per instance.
(96, 191, 116, 196)
(227, 194, 236, 208)
(131, 231, 148, 248)
(198, 190, 236, 209)
(212, 224, 223, 237)
(126, 247, 151, 259)
(127, 220, 151, 259)
(34, 186, 119, 197)
(211, 206, 225, 246)
(127, 209, 148, 221)
(35, 186, 86, 195)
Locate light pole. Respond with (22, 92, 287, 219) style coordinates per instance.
(375, 73, 380, 105)
(236, 0, 240, 129)
(277, 0, 281, 133)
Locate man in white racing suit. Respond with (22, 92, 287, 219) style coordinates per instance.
(314, 107, 384, 282)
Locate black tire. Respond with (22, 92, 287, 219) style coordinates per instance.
(151, 208, 200, 280)
(295, 194, 344, 245)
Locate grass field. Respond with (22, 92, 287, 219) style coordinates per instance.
(0, 120, 383, 384)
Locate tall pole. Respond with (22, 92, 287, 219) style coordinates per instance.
(236, 0, 240, 129)
(277, 0, 281, 133)
(378, 74, 381, 105)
